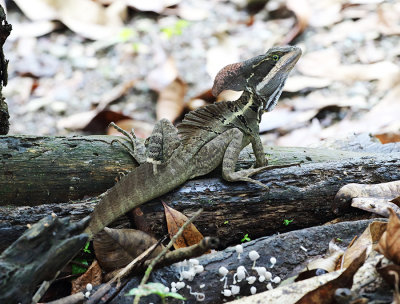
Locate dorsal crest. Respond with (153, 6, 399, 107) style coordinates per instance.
(177, 101, 231, 143)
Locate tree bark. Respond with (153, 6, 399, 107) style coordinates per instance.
(0, 135, 138, 205)
(0, 5, 11, 135)
(1, 135, 399, 251)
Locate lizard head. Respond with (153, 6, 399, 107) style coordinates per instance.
(212, 46, 301, 111)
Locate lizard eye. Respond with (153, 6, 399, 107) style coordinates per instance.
(272, 54, 280, 61)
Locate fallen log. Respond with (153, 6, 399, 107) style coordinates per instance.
(102, 219, 381, 304)
(1, 135, 399, 251)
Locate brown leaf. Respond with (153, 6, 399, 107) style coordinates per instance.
(333, 181, 400, 214)
(393, 196, 400, 205)
(130, 207, 154, 236)
(375, 132, 400, 144)
(185, 88, 214, 111)
(377, 208, 400, 265)
(376, 259, 400, 289)
(295, 249, 367, 304)
(146, 57, 178, 92)
(156, 77, 186, 122)
(93, 228, 163, 272)
(162, 201, 203, 249)
(13, 0, 125, 40)
(82, 110, 132, 134)
(71, 260, 102, 294)
(341, 221, 386, 269)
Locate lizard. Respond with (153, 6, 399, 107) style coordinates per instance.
(84, 45, 302, 238)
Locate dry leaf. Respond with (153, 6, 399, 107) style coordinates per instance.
(13, 0, 125, 40)
(375, 133, 400, 144)
(126, 0, 181, 14)
(377, 208, 400, 265)
(297, 49, 400, 90)
(283, 0, 310, 44)
(10, 21, 60, 40)
(206, 40, 239, 80)
(295, 249, 367, 304)
(156, 77, 186, 122)
(162, 201, 203, 249)
(185, 88, 214, 111)
(333, 180, 400, 214)
(71, 260, 102, 294)
(95, 79, 137, 110)
(81, 110, 132, 134)
(93, 228, 163, 272)
(284, 76, 331, 93)
(340, 221, 387, 269)
(146, 57, 178, 92)
(259, 107, 317, 133)
(376, 259, 400, 289)
(351, 197, 400, 217)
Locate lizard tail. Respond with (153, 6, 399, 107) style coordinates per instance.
(84, 161, 188, 238)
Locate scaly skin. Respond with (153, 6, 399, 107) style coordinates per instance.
(85, 46, 302, 238)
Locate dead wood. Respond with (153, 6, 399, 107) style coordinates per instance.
(1, 135, 399, 251)
(0, 215, 89, 304)
(96, 219, 381, 304)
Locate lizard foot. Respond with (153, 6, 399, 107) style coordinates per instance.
(224, 162, 303, 189)
(109, 122, 147, 164)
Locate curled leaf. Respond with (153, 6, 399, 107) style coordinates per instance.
(377, 208, 400, 265)
(163, 201, 203, 249)
(93, 228, 164, 272)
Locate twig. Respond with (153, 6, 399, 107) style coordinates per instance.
(133, 208, 203, 304)
(141, 236, 219, 270)
(44, 292, 85, 304)
(88, 236, 166, 304)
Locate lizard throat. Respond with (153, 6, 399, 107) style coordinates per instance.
(264, 79, 285, 112)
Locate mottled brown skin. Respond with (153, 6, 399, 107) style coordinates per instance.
(85, 46, 302, 238)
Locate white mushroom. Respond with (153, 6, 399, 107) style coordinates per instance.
(249, 250, 260, 268)
(236, 244, 244, 259)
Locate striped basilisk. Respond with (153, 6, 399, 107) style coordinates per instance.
(85, 46, 302, 237)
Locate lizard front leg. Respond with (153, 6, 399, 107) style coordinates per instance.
(250, 135, 267, 167)
(222, 129, 270, 189)
(188, 128, 269, 189)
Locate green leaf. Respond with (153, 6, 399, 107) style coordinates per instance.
(118, 28, 135, 42)
(283, 219, 293, 226)
(71, 258, 89, 275)
(126, 283, 186, 300)
(83, 241, 91, 254)
(241, 233, 251, 242)
(224, 220, 229, 225)
(164, 292, 186, 300)
(161, 19, 190, 39)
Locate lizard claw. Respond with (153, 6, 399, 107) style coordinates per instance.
(109, 122, 147, 165)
